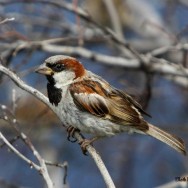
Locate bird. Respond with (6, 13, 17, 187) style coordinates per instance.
(35, 55, 186, 155)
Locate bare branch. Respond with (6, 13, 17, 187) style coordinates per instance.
(0, 17, 15, 25)
(102, 0, 124, 39)
(2, 38, 188, 88)
(4, 39, 188, 77)
(0, 0, 133, 57)
(0, 104, 54, 188)
(0, 131, 40, 170)
(45, 161, 68, 185)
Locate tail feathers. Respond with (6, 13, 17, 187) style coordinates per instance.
(146, 123, 186, 155)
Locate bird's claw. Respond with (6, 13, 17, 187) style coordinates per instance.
(66, 126, 80, 143)
(79, 139, 92, 155)
(79, 137, 98, 155)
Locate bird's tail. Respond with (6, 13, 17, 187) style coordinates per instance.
(146, 123, 186, 155)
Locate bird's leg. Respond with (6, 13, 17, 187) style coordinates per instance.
(79, 137, 99, 155)
(66, 126, 80, 143)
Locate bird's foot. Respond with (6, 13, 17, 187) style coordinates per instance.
(66, 126, 80, 143)
(79, 137, 98, 155)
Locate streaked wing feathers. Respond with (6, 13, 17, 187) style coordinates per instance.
(69, 80, 148, 130)
(73, 92, 109, 117)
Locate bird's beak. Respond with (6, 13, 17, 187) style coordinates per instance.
(35, 63, 53, 75)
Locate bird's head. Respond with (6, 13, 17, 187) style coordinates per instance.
(35, 55, 85, 88)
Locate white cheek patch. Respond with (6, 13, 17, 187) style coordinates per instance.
(54, 71, 75, 88)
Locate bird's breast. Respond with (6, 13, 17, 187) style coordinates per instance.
(47, 83, 62, 106)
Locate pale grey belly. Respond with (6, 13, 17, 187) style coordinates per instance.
(54, 100, 137, 137)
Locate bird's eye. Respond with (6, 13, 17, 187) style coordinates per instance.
(53, 63, 65, 72)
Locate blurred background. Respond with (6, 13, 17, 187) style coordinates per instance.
(0, 0, 188, 187)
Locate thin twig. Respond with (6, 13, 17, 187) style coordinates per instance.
(45, 160, 68, 185)
(0, 104, 54, 188)
(0, 131, 40, 170)
(0, 17, 15, 24)
(0, 135, 20, 148)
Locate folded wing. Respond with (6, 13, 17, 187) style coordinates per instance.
(69, 80, 148, 131)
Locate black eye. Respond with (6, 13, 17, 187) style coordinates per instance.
(53, 63, 65, 72)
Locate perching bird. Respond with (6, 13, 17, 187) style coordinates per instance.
(35, 55, 186, 155)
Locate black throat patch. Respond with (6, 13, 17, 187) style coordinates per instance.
(46, 76, 62, 106)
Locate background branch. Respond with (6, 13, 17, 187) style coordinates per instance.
(4, 39, 188, 87)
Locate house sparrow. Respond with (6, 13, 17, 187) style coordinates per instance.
(35, 55, 186, 155)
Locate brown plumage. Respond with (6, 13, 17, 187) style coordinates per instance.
(36, 55, 186, 155)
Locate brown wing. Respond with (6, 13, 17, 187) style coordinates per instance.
(69, 80, 148, 131)
(116, 90, 151, 117)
